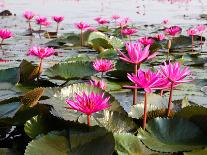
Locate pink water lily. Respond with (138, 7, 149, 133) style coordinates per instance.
(186, 28, 197, 36)
(121, 28, 137, 36)
(118, 42, 157, 65)
(65, 92, 111, 126)
(28, 46, 55, 79)
(89, 79, 107, 90)
(94, 17, 101, 22)
(0, 29, 12, 48)
(52, 16, 64, 34)
(162, 19, 169, 24)
(164, 26, 181, 36)
(117, 42, 157, 105)
(36, 16, 47, 31)
(52, 16, 64, 23)
(127, 69, 167, 129)
(23, 11, 35, 31)
(111, 15, 120, 20)
(97, 18, 109, 25)
(196, 25, 206, 48)
(117, 17, 130, 28)
(127, 69, 167, 93)
(23, 11, 35, 20)
(75, 21, 90, 46)
(75, 21, 90, 30)
(160, 61, 191, 116)
(187, 28, 197, 51)
(93, 59, 114, 75)
(154, 34, 165, 41)
(138, 37, 155, 46)
(0, 59, 9, 62)
(28, 46, 55, 59)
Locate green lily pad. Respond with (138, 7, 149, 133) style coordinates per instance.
(45, 61, 96, 81)
(184, 148, 207, 155)
(25, 127, 115, 155)
(65, 54, 92, 62)
(138, 118, 207, 153)
(42, 83, 137, 133)
(114, 133, 147, 155)
(97, 48, 118, 59)
(175, 105, 207, 135)
(25, 132, 69, 155)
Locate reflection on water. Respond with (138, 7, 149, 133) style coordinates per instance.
(0, 0, 206, 24)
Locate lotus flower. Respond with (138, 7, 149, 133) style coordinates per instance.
(93, 59, 113, 75)
(164, 26, 181, 37)
(127, 69, 167, 93)
(111, 15, 120, 20)
(94, 17, 101, 22)
(118, 42, 157, 65)
(28, 46, 55, 80)
(160, 61, 191, 117)
(52, 16, 64, 34)
(23, 11, 35, 31)
(65, 92, 111, 126)
(162, 19, 169, 24)
(52, 16, 64, 23)
(75, 21, 90, 46)
(0, 29, 12, 48)
(197, 25, 206, 48)
(187, 28, 197, 51)
(154, 34, 165, 41)
(89, 79, 107, 90)
(75, 21, 90, 30)
(138, 37, 155, 46)
(127, 69, 167, 129)
(0, 59, 9, 62)
(117, 41, 157, 105)
(186, 28, 197, 36)
(35, 16, 47, 31)
(121, 28, 137, 38)
(28, 46, 55, 59)
(117, 17, 130, 28)
(97, 18, 109, 25)
(23, 11, 34, 20)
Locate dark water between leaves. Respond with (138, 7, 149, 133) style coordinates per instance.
(0, 0, 207, 110)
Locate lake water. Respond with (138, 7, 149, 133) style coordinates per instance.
(0, 0, 206, 24)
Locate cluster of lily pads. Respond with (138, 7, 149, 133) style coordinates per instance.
(1, 10, 207, 155)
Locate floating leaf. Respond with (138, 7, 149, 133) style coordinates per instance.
(24, 115, 46, 139)
(19, 60, 39, 84)
(45, 61, 96, 81)
(42, 83, 137, 133)
(25, 132, 69, 155)
(138, 118, 207, 153)
(114, 133, 148, 155)
(184, 148, 207, 155)
(20, 88, 44, 107)
(175, 105, 207, 135)
(25, 127, 115, 155)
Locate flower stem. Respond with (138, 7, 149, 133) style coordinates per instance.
(39, 25, 42, 31)
(128, 35, 132, 43)
(143, 92, 147, 130)
(56, 23, 59, 34)
(133, 64, 138, 105)
(201, 34, 203, 49)
(192, 35, 194, 52)
(0, 39, 3, 49)
(80, 30, 83, 47)
(37, 58, 43, 81)
(167, 82, 174, 117)
(101, 72, 104, 79)
(28, 20, 32, 33)
(87, 115, 91, 127)
(160, 90, 164, 96)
